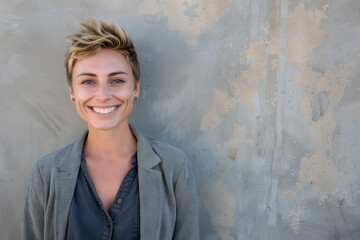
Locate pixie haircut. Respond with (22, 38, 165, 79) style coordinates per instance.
(64, 18, 140, 86)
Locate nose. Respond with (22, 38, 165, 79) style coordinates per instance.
(96, 82, 111, 101)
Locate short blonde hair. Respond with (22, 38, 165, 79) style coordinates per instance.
(64, 18, 140, 86)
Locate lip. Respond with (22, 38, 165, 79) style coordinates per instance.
(88, 105, 120, 116)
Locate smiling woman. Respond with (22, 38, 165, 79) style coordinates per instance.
(70, 49, 138, 131)
(22, 18, 199, 240)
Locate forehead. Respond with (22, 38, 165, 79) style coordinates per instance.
(72, 49, 132, 77)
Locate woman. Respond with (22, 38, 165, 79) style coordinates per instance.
(22, 18, 199, 240)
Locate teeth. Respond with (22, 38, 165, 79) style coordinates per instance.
(92, 106, 117, 114)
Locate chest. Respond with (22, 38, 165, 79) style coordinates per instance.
(85, 158, 132, 211)
(66, 157, 140, 240)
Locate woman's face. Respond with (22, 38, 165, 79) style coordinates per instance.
(69, 48, 139, 131)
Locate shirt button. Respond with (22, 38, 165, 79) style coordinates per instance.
(117, 198, 123, 204)
(107, 220, 111, 227)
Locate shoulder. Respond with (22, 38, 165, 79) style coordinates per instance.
(148, 136, 187, 163)
(34, 144, 72, 171)
(29, 144, 72, 187)
(146, 136, 190, 178)
(31, 131, 86, 178)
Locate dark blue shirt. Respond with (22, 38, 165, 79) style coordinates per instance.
(66, 152, 140, 240)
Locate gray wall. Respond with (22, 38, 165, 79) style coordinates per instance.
(1, 0, 360, 239)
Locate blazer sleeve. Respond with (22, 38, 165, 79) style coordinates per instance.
(173, 160, 199, 240)
(22, 163, 45, 240)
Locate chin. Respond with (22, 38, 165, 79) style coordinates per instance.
(87, 120, 126, 131)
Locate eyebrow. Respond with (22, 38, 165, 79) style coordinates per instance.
(76, 71, 128, 78)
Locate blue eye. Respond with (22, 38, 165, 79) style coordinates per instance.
(82, 80, 94, 84)
(113, 79, 124, 84)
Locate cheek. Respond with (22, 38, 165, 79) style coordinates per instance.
(116, 88, 132, 100)
(74, 88, 94, 100)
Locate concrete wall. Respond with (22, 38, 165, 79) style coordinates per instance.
(1, 0, 360, 239)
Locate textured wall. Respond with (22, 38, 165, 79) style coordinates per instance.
(1, 0, 360, 239)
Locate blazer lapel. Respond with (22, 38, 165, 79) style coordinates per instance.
(132, 127, 163, 240)
(54, 131, 87, 239)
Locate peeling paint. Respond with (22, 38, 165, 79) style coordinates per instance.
(267, 0, 280, 56)
(295, 64, 350, 150)
(200, 41, 267, 130)
(286, 3, 328, 63)
(200, 88, 232, 130)
(200, 0, 281, 130)
(220, 164, 229, 177)
(138, 0, 232, 44)
(198, 181, 236, 240)
(298, 151, 338, 203)
(217, 123, 253, 161)
(284, 1, 352, 204)
(294, 64, 350, 202)
(289, 210, 300, 234)
(280, 190, 297, 202)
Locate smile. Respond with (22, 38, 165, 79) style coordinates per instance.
(91, 106, 118, 114)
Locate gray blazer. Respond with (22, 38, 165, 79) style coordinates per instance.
(22, 127, 199, 240)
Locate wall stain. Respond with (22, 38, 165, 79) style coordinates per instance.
(280, 190, 296, 202)
(298, 151, 337, 203)
(138, 0, 232, 44)
(200, 40, 267, 130)
(286, 3, 328, 63)
(220, 164, 229, 177)
(294, 64, 350, 203)
(200, 0, 280, 130)
(278, 1, 354, 212)
(289, 210, 300, 235)
(217, 123, 253, 161)
(200, 0, 354, 236)
(198, 181, 236, 240)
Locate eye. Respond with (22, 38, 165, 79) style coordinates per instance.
(82, 80, 94, 85)
(112, 79, 124, 84)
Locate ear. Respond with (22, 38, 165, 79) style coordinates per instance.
(68, 85, 75, 101)
(134, 80, 140, 97)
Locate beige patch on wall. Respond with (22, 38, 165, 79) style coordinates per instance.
(298, 151, 338, 203)
(217, 123, 253, 161)
(280, 190, 297, 202)
(289, 210, 300, 235)
(267, 0, 280, 57)
(294, 64, 350, 149)
(198, 181, 236, 240)
(200, 41, 267, 130)
(200, 88, 232, 130)
(286, 3, 328, 63)
(200, 0, 281, 130)
(293, 65, 349, 204)
(286, 3, 351, 204)
(138, 0, 232, 44)
(220, 164, 229, 177)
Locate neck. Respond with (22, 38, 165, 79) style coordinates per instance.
(84, 122, 137, 160)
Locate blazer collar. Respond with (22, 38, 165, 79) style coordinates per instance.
(130, 125, 161, 170)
